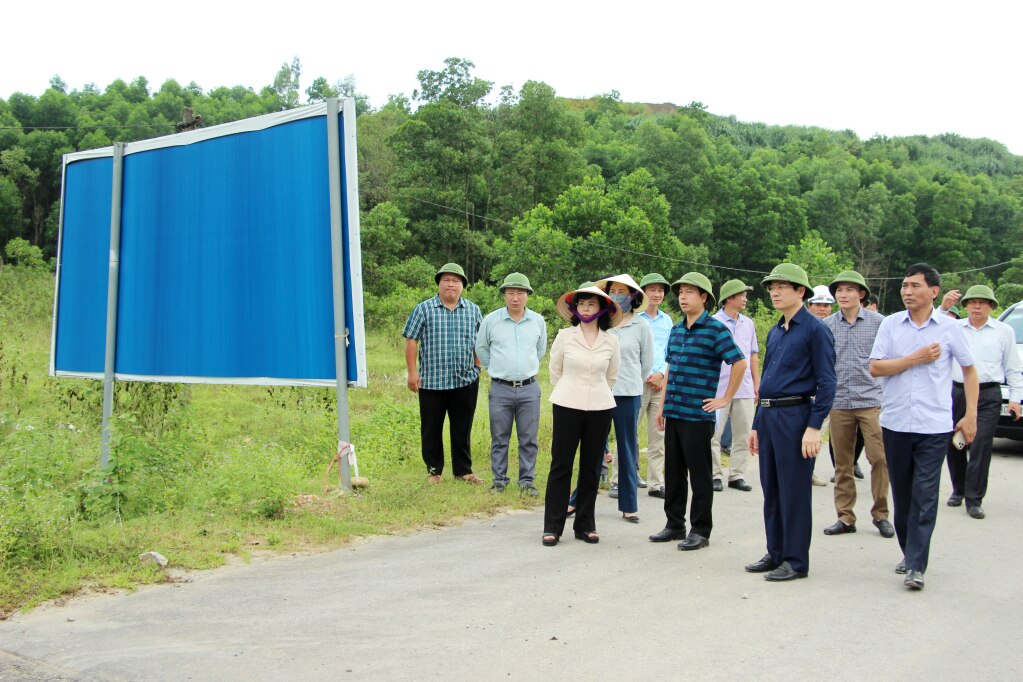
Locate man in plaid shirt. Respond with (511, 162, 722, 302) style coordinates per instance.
(403, 263, 484, 484)
(820, 271, 894, 539)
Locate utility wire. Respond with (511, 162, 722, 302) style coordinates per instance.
(380, 187, 1023, 281)
(0, 124, 177, 131)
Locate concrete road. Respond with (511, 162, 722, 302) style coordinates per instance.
(3, 440, 1023, 681)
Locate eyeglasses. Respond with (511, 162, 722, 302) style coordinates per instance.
(766, 282, 794, 292)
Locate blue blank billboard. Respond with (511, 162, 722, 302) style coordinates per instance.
(52, 101, 367, 387)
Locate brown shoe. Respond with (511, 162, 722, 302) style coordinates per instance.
(427, 474, 442, 484)
(458, 473, 484, 485)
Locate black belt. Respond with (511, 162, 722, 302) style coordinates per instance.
(759, 396, 812, 408)
(953, 381, 1001, 390)
(492, 376, 537, 387)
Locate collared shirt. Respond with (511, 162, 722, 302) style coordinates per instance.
(753, 306, 837, 431)
(823, 307, 885, 409)
(869, 308, 975, 434)
(713, 309, 759, 399)
(639, 308, 673, 376)
(663, 311, 744, 422)
(549, 326, 620, 411)
(475, 307, 547, 382)
(609, 314, 654, 396)
(402, 295, 482, 390)
(952, 316, 1023, 402)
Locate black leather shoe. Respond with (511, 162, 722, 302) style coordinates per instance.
(823, 520, 856, 535)
(728, 479, 752, 492)
(854, 464, 864, 480)
(873, 518, 895, 538)
(764, 561, 807, 581)
(895, 559, 907, 574)
(712, 479, 723, 492)
(745, 555, 778, 573)
(904, 570, 925, 590)
(678, 532, 709, 551)
(648, 486, 665, 498)
(649, 527, 687, 542)
(947, 494, 963, 507)
(574, 530, 599, 544)
(968, 505, 985, 519)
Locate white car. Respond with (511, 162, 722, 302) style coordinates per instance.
(996, 300, 1023, 440)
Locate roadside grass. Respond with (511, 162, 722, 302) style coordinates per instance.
(0, 267, 559, 617)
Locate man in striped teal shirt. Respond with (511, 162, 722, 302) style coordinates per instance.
(651, 272, 746, 552)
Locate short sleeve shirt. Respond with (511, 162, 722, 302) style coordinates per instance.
(663, 311, 744, 422)
(403, 295, 482, 390)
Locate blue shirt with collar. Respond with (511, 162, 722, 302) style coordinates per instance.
(639, 308, 673, 376)
(475, 307, 547, 382)
(754, 306, 837, 431)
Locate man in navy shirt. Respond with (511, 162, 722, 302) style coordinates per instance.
(746, 263, 836, 581)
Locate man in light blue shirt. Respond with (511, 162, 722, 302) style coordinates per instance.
(637, 273, 674, 498)
(475, 273, 547, 495)
(869, 263, 978, 591)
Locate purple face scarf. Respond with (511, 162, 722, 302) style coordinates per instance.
(573, 306, 609, 324)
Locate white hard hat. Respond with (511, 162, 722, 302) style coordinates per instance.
(807, 285, 835, 305)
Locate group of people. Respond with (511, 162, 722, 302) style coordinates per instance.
(402, 260, 1022, 592)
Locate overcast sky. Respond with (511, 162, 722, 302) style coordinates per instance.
(4, 1, 1021, 153)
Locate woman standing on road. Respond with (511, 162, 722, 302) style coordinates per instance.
(599, 274, 654, 524)
(543, 284, 622, 546)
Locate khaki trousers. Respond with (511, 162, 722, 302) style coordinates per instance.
(830, 407, 889, 525)
(711, 398, 754, 482)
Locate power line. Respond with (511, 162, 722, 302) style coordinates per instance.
(383, 188, 1022, 281)
(0, 124, 177, 131)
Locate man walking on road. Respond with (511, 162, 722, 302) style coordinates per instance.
(945, 285, 1022, 519)
(651, 273, 746, 552)
(820, 270, 894, 539)
(869, 263, 978, 590)
(475, 273, 548, 496)
(711, 279, 759, 493)
(403, 263, 484, 485)
(638, 273, 674, 499)
(745, 263, 836, 582)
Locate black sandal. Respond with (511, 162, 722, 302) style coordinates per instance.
(574, 530, 599, 544)
(542, 534, 559, 546)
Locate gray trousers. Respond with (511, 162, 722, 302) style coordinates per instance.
(489, 381, 541, 486)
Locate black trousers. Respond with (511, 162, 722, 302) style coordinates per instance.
(946, 384, 1003, 506)
(883, 428, 948, 573)
(663, 419, 715, 537)
(418, 379, 479, 477)
(544, 405, 614, 536)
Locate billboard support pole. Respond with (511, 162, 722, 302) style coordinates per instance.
(100, 142, 125, 468)
(326, 98, 352, 493)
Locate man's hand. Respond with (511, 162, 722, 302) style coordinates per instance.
(801, 427, 821, 459)
(407, 371, 421, 393)
(954, 415, 977, 444)
(748, 430, 758, 456)
(941, 289, 962, 312)
(1009, 402, 1022, 420)
(702, 396, 731, 412)
(909, 343, 942, 365)
(645, 372, 665, 391)
(656, 407, 666, 432)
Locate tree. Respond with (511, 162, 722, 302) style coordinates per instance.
(266, 57, 302, 110)
(784, 231, 853, 286)
(413, 58, 492, 107)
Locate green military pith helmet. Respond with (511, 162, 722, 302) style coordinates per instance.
(435, 262, 468, 286)
(671, 272, 717, 308)
(761, 263, 813, 300)
(960, 284, 998, 307)
(498, 272, 533, 293)
(828, 270, 870, 300)
(719, 279, 753, 304)
(639, 272, 671, 290)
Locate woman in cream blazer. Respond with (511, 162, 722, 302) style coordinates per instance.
(542, 285, 622, 546)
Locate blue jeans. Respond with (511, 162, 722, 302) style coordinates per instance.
(612, 395, 642, 514)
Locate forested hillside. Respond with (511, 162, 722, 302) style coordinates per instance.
(2, 57, 1022, 309)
